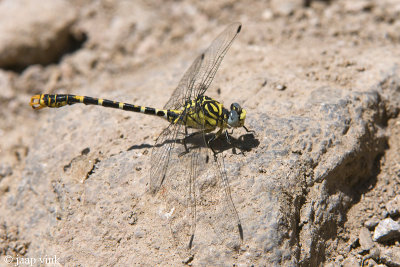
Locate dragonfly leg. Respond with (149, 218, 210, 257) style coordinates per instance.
(243, 125, 255, 133)
(207, 129, 223, 157)
(179, 128, 211, 157)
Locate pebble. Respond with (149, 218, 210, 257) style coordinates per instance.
(275, 84, 287, 91)
(364, 217, 379, 230)
(380, 247, 400, 267)
(0, 163, 12, 178)
(386, 195, 400, 217)
(373, 218, 400, 243)
(359, 227, 374, 252)
(342, 256, 359, 267)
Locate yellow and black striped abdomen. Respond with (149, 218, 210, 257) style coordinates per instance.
(29, 94, 178, 121)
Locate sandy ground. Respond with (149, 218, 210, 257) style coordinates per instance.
(1, 0, 400, 266)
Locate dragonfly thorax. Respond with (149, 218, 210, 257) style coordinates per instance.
(168, 96, 246, 132)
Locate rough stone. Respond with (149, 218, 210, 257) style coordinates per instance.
(342, 256, 360, 267)
(386, 195, 400, 217)
(359, 227, 374, 252)
(380, 247, 400, 267)
(270, 0, 302, 16)
(0, 0, 399, 266)
(0, 163, 12, 179)
(373, 218, 400, 243)
(0, 0, 77, 68)
(364, 218, 380, 230)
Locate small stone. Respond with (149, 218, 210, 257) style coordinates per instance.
(343, 0, 374, 13)
(127, 211, 138, 225)
(342, 256, 360, 267)
(373, 218, 400, 243)
(380, 247, 400, 267)
(381, 210, 389, 218)
(0, 163, 12, 178)
(359, 227, 374, 252)
(369, 247, 380, 260)
(386, 195, 400, 217)
(262, 9, 274, 20)
(364, 217, 379, 230)
(270, 0, 302, 16)
(275, 84, 287, 91)
(364, 258, 377, 266)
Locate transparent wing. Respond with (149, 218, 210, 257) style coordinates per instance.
(165, 142, 243, 250)
(149, 123, 184, 194)
(150, 124, 205, 252)
(213, 152, 243, 243)
(164, 105, 242, 250)
(164, 22, 242, 110)
(152, 23, 243, 250)
(166, 145, 204, 252)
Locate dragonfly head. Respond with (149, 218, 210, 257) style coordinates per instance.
(227, 103, 246, 128)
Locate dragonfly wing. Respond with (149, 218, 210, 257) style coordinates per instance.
(166, 146, 203, 251)
(163, 22, 242, 110)
(149, 123, 183, 194)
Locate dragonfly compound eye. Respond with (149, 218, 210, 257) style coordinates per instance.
(228, 110, 240, 127)
(230, 103, 242, 114)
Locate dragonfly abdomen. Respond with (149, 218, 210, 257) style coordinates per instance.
(30, 94, 173, 120)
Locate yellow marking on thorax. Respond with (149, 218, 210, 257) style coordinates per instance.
(99, 99, 103, 105)
(119, 102, 124, 109)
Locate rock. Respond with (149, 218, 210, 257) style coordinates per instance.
(380, 247, 400, 267)
(270, 0, 302, 16)
(369, 247, 381, 260)
(0, 0, 77, 69)
(1, 1, 400, 265)
(0, 163, 12, 179)
(386, 195, 400, 217)
(373, 218, 400, 243)
(364, 217, 380, 230)
(0, 163, 12, 181)
(262, 9, 274, 20)
(359, 227, 374, 252)
(275, 83, 287, 91)
(342, 256, 360, 267)
(343, 0, 374, 13)
(364, 258, 377, 266)
(0, 71, 14, 99)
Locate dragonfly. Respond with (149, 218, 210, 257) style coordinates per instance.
(30, 22, 250, 249)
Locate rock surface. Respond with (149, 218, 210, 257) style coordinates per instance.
(0, 0, 400, 266)
(373, 218, 400, 243)
(386, 195, 400, 217)
(364, 217, 380, 230)
(359, 227, 374, 252)
(0, 0, 77, 69)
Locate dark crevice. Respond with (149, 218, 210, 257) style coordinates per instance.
(298, 98, 391, 266)
(3, 31, 87, 73)
(85, 158, 100, 180)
